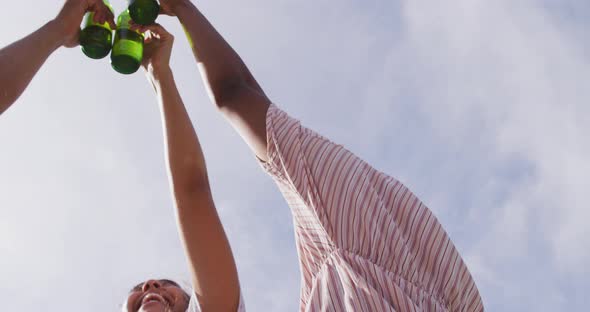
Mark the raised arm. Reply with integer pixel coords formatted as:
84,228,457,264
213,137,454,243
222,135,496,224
161,0,271,161
135,23,241,312
0,0,114,115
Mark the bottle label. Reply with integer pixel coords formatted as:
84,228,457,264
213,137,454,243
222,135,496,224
115,39,143,61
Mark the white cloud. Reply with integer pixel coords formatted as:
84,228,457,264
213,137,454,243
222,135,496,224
1,0,588,311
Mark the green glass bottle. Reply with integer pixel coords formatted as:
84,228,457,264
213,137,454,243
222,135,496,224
111,10,144,75
80,0,115,59
128,0,160,25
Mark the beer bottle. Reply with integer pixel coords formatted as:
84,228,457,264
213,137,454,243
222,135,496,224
111,10,144,75
128,0,160,26
80,0,115,59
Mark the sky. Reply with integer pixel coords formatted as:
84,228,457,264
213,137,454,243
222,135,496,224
0,0,589,311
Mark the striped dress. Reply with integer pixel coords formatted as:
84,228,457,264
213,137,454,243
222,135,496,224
188,103,483,312
257,104,483,312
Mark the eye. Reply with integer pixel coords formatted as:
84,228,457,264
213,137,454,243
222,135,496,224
160,279,180,288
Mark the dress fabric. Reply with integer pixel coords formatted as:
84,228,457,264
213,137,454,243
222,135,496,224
187,103,483,312
256,104,483,312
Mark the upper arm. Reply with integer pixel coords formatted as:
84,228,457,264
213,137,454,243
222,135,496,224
208,72,271,162
174,186,241,312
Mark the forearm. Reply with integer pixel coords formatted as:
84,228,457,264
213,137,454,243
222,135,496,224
174,1,261,104
0,20,64,114
152,67,208,188
152,67,241,311
170,1,271,160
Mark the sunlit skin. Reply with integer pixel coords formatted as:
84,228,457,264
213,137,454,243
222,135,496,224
123,20,241,311
124,279,190,312
122,2,265,310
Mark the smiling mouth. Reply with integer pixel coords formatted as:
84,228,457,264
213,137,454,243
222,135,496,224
141,293,170,308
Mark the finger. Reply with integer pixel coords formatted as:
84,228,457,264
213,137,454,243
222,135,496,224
139,23,172,39
144,29,153,40
94,0,116,29
105,11,116,29
93,10,103,24
144,35,154,45
94,9,108,26
145,29,161,41
97,13,106,25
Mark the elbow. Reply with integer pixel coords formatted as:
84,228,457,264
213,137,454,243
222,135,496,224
208,75,247,110
171,164,212,197
172,174,212,207
178,175,210,194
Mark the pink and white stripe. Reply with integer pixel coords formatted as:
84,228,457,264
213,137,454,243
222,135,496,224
257,104,483,312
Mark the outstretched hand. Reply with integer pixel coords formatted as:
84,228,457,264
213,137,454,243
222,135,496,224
130,23,175,74
54,0,116,48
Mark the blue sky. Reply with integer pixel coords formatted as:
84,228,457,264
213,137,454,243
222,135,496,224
0,0,588,311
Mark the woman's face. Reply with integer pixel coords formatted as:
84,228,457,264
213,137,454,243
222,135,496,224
125,279,190,312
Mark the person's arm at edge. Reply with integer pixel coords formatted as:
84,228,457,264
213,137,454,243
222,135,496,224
139,24,241,312
0,21,62,114
163,0,271,161
0,0,115,115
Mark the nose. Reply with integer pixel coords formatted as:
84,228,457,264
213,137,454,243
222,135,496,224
142,279,162,292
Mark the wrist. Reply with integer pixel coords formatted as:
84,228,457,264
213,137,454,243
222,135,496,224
44,20,67,50
173,0,196,19
148,66,174,87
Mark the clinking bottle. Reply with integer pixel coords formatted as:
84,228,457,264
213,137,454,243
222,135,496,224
110,10,144,75
80,0,115,59
128,0,160,25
